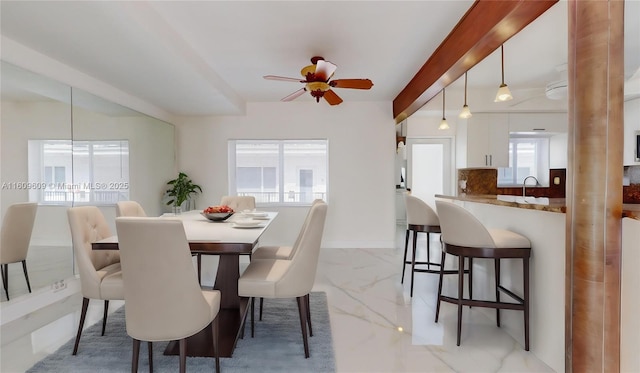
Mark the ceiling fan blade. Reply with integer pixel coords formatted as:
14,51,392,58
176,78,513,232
330,79,374,90
264,75,304,83
281,88,306,102
314,60,338,82
323,89,343,105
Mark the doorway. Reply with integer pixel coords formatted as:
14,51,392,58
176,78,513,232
406,138,453,209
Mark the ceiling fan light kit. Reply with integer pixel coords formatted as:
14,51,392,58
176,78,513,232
264,56,373,105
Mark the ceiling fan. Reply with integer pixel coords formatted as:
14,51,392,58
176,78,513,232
264,56,374,105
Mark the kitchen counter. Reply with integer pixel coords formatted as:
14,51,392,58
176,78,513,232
435,194,640,220
435,194,566,213
432,196,639,372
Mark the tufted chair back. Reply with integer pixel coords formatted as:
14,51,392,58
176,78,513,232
68,206,120,299
220,195,256,212
116,201,147,217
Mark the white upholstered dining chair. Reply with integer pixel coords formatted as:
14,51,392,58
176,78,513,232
67,206,124,355
238,200,327,358
251,199,323,320
1,202,38,300
220,195,256,212
116,201,147,217
116,217,221,373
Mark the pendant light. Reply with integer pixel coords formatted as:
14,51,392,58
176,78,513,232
459,72,472,118
438,88,449,130
494,45,513,102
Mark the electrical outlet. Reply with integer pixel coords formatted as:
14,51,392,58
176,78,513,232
51,280,67,292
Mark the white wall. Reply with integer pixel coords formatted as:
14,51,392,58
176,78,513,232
0,101,176,246
624,97,640,165
175,101,397,249
621,217,640,372
550,132,568,168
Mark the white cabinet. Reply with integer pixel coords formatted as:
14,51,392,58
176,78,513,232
508,112,567,133
624,98,640,165
465,113,509,167
395,189,407,225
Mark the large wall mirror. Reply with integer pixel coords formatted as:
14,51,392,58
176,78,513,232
1,61,176,302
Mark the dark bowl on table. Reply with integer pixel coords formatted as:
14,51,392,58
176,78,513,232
201,212,234,221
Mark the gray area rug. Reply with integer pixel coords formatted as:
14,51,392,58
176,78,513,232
28,292,335,372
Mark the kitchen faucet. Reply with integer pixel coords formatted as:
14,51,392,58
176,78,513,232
522,176,540,196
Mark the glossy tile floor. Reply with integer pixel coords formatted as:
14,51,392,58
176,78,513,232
1,227,554,372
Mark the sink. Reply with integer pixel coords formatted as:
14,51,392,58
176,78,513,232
497,195,549,205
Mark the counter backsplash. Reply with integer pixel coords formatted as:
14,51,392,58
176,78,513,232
623,166,640,203
458,166,640,204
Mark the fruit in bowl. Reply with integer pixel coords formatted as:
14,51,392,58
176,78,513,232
201,205,234,221
204,205,234,214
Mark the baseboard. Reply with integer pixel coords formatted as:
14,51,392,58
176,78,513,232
0,276,80,326
321,240,396,249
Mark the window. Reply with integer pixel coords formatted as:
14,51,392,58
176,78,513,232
497,136,550,186
228,140,328,205
28,140,130,205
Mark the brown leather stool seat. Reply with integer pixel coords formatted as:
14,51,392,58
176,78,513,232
434,200,531,350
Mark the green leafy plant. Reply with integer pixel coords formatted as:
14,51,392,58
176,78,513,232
165,172,202,209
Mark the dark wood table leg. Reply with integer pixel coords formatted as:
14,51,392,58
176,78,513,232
165,254,250,357
214,255,240,309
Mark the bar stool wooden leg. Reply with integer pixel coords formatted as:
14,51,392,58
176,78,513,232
410,231,418,297
523,257,530,351
435,251,447,322
468,258,473,303
495,258,501,327
426,232,431,271
401,229,410,284
456,255,465,346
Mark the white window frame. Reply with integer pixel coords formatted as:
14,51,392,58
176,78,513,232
228,139,329,206
497,135,550,186
27,139,130,205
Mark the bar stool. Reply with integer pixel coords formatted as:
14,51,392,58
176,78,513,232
402,195,459,297
434,200,531,350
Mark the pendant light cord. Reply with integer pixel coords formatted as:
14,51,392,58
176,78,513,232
442,88,446,119
464,72,468,105
501,45,505,85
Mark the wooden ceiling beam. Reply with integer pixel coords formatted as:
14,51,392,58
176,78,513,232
392,0,558,123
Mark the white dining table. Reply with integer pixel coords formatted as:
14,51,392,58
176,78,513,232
92,210,278,358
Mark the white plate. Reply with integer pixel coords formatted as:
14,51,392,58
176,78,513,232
244,211,268,217
231,223,265,229
233,218,261,227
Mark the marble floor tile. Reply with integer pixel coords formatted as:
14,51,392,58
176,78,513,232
0,226,555,372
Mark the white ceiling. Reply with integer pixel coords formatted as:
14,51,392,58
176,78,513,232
1,1,638,119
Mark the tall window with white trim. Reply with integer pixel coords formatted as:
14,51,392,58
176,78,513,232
228,140,328,205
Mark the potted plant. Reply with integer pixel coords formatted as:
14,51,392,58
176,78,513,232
165,172,202,214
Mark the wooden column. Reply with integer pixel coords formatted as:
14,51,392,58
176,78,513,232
565,1,624,372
